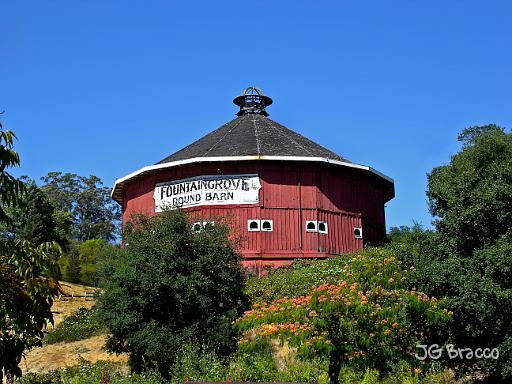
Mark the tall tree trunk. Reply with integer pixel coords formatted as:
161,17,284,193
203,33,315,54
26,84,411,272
328,352,341,384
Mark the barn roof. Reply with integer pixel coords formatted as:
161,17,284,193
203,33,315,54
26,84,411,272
157,113,349,165
111,87,394,204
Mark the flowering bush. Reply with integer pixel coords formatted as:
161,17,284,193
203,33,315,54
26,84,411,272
238,249,452,384
246,248,415,304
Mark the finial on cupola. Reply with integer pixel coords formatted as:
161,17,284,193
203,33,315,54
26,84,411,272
233,87,273,117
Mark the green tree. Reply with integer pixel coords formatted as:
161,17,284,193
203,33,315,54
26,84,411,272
59,242,82,283
98,210,248,378
0,129,23,223
58,239,113,285
416,124,512,381
0,240,61,380
41,172,120,242
0,179,70,247
0,123,61,381
427,124,512,256
386,224,435,264
78,239,114,285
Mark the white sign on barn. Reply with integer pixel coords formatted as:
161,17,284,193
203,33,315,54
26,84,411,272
153,174,261,212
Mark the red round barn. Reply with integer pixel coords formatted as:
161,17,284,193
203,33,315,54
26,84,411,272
111,87,394,273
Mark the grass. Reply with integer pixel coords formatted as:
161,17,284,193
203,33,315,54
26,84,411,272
18,356,465,384
44,306,105,344
21,281,128,375
18,360,161,384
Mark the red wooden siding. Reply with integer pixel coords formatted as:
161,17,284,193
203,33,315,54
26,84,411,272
121,160,389,266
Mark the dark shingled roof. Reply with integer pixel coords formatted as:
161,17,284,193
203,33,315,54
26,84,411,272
157,114,349,164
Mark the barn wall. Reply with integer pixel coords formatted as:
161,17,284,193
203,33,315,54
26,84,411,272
120,160,388,260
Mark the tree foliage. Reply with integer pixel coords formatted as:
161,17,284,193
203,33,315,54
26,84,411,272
98,210,248,378
427,124,512,256
0,179,70,248
59,239,115,285
0,122,62,381
386,224,435,264
41,172,120,242
0,240,61,379
0,129,24,223
411,124,512,381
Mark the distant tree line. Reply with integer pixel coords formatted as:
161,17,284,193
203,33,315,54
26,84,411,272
0,172,120,285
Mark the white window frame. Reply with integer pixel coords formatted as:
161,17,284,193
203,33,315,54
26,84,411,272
354,227,363,239
248,219,274,232
191,222,203,233
318,221,328,234
306,220,318,232
261,220,273,232
248,219,260,232
192,221,215,233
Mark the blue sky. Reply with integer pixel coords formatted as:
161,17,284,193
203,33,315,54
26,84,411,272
1,1,511,230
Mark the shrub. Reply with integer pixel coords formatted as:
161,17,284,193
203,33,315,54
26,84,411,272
17,360,164,384
98,210,249,378
44,306,104,344
239,249,452,384
246,247,418,304
169,340,326,383
409,125,512,380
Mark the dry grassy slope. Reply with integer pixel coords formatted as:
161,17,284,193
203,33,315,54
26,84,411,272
21,281,128,374
20,283,305,376
50,282,97,327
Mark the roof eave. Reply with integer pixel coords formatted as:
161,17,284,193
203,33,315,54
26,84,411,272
111,155,394,204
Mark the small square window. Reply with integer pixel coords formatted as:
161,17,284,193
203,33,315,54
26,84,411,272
192,221,215,233
202,221,215,229
318,221,328,234
354,227,363,239
192,222,202,233
261,220,273,231
306,220,317,232
248,219,260,232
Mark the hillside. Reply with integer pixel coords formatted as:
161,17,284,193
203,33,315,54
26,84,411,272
20,282,128,374
17,251,464,383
